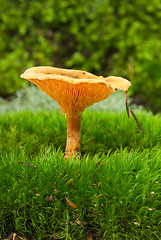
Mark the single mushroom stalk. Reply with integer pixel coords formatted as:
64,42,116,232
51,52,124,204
65,112,81,159
21,66,131,160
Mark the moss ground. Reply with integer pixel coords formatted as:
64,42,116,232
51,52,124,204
1,111,161,239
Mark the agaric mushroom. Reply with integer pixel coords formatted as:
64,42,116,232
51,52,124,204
21,66,131,160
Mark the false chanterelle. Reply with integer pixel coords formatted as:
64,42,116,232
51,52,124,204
21,66,131,160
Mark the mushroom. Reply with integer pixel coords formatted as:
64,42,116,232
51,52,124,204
21,66,131,160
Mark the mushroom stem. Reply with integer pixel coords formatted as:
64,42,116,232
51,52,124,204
65,113,82,160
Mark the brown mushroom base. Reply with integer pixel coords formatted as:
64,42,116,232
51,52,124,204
65,113,81,160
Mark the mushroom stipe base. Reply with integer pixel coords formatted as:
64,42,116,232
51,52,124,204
65,113,81,160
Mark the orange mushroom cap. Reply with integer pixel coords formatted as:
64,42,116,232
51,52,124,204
21,66,131,114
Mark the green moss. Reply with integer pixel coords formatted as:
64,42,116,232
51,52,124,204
1,111,161,238
0,111,161,157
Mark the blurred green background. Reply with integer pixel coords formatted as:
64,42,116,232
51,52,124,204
0,0,161,112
